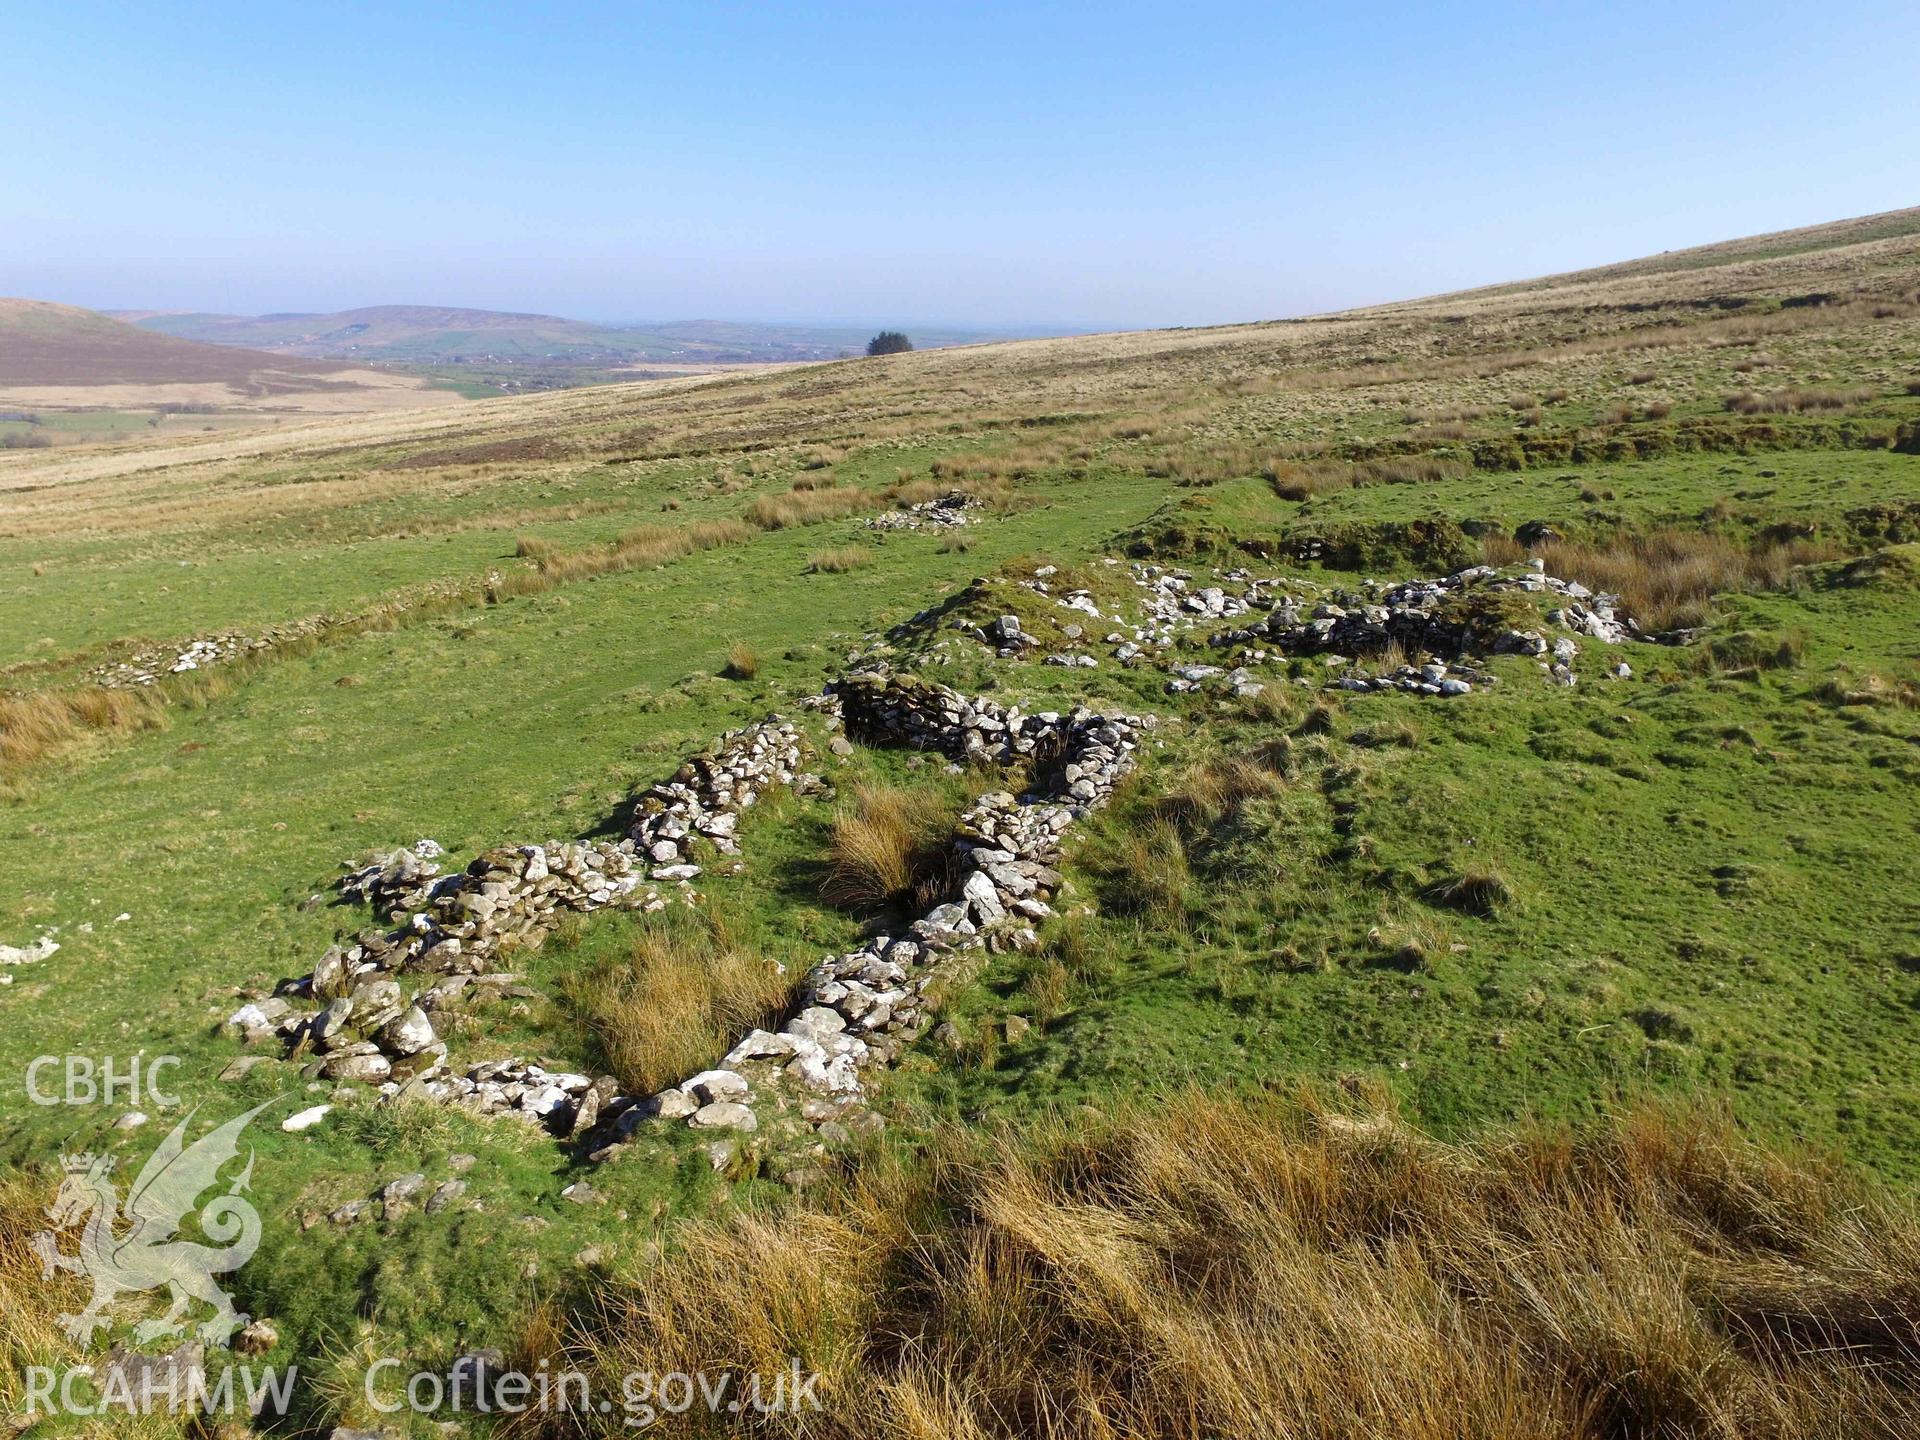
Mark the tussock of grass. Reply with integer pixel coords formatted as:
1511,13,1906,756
927,445,1066,487
1148,750,1291,829
0,683,169,780
1834,543,1920,590
1350,716,1423,749
1296,699,1343,735
1266,455,1467,501
573,1096,1920,1440
1084,747,1297,928
512,517,754,588
1020,957,1072,1023
823,782,962,913
1484,528,1839,630
1813,668,1920,708
807,545,871,574
1704,628,1807,674
1428,866,1516,918
744,484,876,529
0,1176,195,1435
1099,816,1193,922
722,640,759,680
1370,908,1459,972
1724,386,1876,415
556,909,792,1096
0,1175,81,1417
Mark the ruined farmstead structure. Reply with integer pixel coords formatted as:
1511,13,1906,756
250,675,1146,1159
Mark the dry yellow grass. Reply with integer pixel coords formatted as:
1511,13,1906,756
722,640,760,680
807,545,871,573
0,1173,81,1415
1484,529,1839,630
510,517,754,589
1147,748,1292,830
0,683,169,783
568,1093,1920,1440
0,366,461,420
0,1174,196,1438
1723,385,1877,414
822,782,960,912
556,911,792,1096
744,485,878,530
4,209,1914,553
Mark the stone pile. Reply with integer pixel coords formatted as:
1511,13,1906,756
0,930,58,985
1333,659,1488,697
447,1061,624,1135
254,718,817,1110
1207,563,1630,692
867,490,978,531
338,839,446,916
88,620,329,689
983,613,1040,655
628,717,811,880
916,556,1638,699
603,673,1149,1155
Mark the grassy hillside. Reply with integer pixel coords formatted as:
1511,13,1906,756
1472,204,1920,293
0,299,348,386
2,210,1918,1436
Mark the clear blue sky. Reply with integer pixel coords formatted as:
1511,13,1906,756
2,0,1915,329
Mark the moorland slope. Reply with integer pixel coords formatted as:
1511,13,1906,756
0,298,464,426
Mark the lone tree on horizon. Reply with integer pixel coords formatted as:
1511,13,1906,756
866,330,913,356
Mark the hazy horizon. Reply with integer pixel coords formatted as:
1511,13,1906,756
88,304,1084,339
5,2,1917,331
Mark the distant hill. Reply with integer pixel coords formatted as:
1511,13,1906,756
118,306,1043,366
0,298,350,386
0,298,460,424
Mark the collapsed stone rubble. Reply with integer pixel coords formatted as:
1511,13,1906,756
0,930,58,984
915,556,1639,696
1208,562,1631,690
88,623,325,688
867,490,979,532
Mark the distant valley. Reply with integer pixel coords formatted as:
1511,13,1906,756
115,305,1053,368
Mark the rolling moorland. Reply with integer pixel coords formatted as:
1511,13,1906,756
2,206,1919,1437
0,301,463,448
116,307,1052,374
